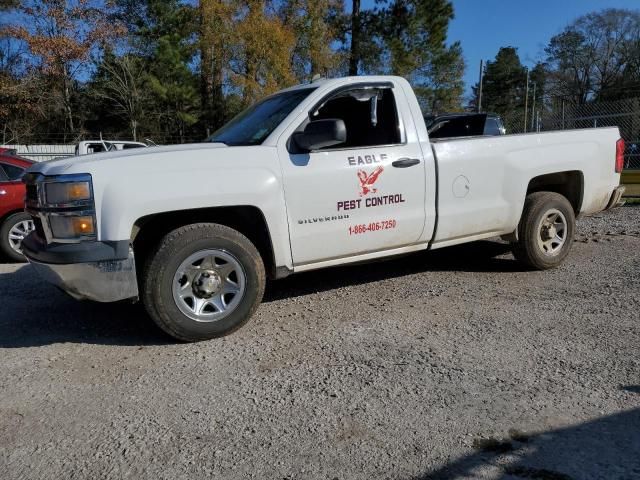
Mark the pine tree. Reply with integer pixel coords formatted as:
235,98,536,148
473,47,527,115
378,0,465,112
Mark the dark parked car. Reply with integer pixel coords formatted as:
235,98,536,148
425,113,506,139
0,148,34,261
624,141,639,169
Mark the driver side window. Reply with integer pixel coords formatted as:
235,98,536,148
312,88,402,149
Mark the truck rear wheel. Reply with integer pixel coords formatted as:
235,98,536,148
513,192,575,270
141,223,265,341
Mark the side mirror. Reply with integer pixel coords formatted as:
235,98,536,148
292,119,346,152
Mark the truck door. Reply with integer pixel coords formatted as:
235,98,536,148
277,82,427,266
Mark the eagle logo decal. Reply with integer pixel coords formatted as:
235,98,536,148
357,166,384,196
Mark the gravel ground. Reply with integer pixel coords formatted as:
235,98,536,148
1,206,639,480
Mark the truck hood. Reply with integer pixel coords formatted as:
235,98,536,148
29,143,229,176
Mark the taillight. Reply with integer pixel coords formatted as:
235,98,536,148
615,138,625,173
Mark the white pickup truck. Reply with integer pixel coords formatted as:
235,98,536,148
22,76,625,341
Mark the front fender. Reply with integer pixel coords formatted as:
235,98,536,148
75,147,293,270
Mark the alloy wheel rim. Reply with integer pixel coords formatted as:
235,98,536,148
536,208,567,255
8,220,35,254
172,249,246,322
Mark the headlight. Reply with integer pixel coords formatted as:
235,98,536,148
28,173,97,243
45,180,92,206
49,214,96,240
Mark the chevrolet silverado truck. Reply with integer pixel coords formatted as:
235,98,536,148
21,76,626,341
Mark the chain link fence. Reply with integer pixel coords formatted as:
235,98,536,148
502,97,640,170
4,99,640,168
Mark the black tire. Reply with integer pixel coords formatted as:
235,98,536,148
0,212,33,262
141,223,265,342
513,192,575,270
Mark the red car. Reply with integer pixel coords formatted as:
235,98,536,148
0,148,35,261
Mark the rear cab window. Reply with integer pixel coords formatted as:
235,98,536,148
90,144,105,154
429,116,485,138
484,118,502,136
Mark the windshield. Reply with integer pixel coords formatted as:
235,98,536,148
207,87,316,146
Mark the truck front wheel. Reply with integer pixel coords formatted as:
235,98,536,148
513,191,575,270
141,223,265,341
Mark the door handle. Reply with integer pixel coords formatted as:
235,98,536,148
0,190,6,195
392,158,420,168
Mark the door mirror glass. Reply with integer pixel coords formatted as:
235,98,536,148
292,119,346,152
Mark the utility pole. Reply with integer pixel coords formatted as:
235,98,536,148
530,81,537,131
477,60,484,113
349,0,361,76
523,68,530,133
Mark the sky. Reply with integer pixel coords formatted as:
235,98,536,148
363,0,640,95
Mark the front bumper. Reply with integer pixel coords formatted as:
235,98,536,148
22,234,139,303
605,185,626,210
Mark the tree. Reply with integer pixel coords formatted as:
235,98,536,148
471,46,527,115
111,0,200,141
146,36,200,142
415,42,465,113
545,8,640,103
2,0,124,138
528,62,546,114
0,70,46,144
348,0,361,75
377,0,465,112
0,28,44,143
0,0,469,142
279,0,343,81
229,0,295,106
90,52,147,140
605,37,640,101
337,0,384,76
199,0,233,132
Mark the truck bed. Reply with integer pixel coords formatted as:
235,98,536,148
429,127,621,248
